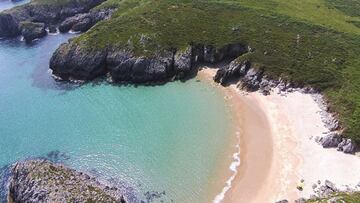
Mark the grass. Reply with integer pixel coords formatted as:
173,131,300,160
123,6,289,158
70,0,360,143
307,192,360,202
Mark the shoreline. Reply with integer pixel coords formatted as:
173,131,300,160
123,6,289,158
198,67,360,202
197,68,276,202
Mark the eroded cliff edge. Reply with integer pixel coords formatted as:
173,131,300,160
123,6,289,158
7,160,126,203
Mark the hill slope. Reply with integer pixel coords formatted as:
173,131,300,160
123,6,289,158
49,0,360,144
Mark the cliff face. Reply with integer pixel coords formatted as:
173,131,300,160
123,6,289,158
8,160,126,203
50,42,247,83
0,0,107,39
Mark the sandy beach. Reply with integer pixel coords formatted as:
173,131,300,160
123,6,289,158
197,67,360,203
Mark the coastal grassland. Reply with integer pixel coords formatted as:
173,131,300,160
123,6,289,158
72,0,360,142
307,192,360,203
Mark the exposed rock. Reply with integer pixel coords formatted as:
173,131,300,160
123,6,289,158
318,133,342,148
0,0,107,39
51,42,247,84
214,60,250,85
59,9,114,33
338,139,357,154
325,180,337,192
275,200,289,203
48,25,57,33
294,198,306,203
239,67,264,91
0,13,20,37
174,46,193,79
8,160,126,203
20,21,46,43
50,42,108,80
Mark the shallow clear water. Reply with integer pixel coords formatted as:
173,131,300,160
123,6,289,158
0,2,234,202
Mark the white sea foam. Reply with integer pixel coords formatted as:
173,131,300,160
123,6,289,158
68,30,81,34
46,28,60,36
213,132,241,203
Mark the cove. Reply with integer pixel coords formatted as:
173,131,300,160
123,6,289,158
0,20,235,203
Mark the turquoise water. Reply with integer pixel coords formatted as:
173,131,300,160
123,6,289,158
0,2,235,202
0,0,29,12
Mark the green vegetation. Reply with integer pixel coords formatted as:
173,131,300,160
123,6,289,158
307,192,360,202
70,0,360,143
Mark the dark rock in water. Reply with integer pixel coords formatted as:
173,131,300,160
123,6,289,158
319,133,342,148
20,21,46,43
8,160,126,203
0,13,20,37
50,42,108,80
0,0,107,39
48,25,57,33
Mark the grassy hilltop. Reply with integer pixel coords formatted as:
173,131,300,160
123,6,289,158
21,0,359,143
70,0,360,143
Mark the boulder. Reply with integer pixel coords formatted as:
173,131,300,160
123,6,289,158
325,180,337,192
338,139,357,154
320,133,342,148
20,21,47,43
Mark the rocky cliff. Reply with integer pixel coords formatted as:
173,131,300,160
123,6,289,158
50,42,247,82
0,0,110,41
7,160,126,203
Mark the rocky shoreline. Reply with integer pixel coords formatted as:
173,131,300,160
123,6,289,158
7,160,126,203
213,58,357,155
0,0,112,42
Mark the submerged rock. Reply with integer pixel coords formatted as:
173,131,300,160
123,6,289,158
8,160,126,202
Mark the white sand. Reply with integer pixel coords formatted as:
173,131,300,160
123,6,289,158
199,67,360,202
235,86,360,201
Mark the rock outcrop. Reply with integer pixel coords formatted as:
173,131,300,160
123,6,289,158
8,160,126,203
20,21,46,43
50,43,247,83
0,13,20,37
0,0,107,39
315,133,357,154
59,9,113,33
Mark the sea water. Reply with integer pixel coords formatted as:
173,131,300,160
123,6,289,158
0,1,236,202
